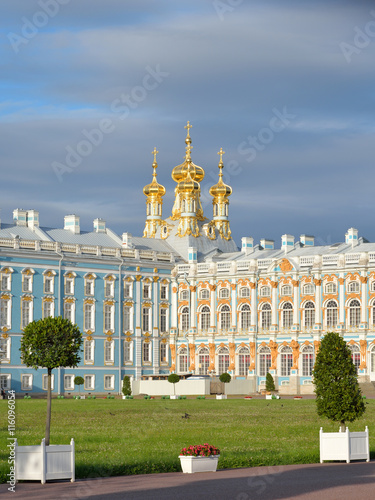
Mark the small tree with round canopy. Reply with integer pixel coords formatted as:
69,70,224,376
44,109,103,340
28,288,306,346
168,373,180,395
219,372,231,395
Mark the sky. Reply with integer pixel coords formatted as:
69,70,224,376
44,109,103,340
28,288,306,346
1,0,374,249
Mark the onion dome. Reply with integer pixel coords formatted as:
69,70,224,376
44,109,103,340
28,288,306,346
178,168,200,194
209,148,232,198
171,121,205,183
143,148,166,198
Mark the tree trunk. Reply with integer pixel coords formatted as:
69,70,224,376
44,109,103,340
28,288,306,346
340,421,346,432
46,368,52,446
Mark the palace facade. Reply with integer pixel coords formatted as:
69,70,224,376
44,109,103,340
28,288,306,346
1,122,375,395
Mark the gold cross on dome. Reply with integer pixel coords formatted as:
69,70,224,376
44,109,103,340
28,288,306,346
184,121,192,132
218,148,225,162
151,147,158,163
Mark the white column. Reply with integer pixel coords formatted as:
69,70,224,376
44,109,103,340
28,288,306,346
153,278,159,331
135,276,142,378
339,277,345,325
293,280,299,326
271,282,278,327
210,282,216,328
135,277,141,330
251,282,256,327
190,282,197,330
361,276,367,324
171,280,178,329
314,278,321,327
231,280,237,328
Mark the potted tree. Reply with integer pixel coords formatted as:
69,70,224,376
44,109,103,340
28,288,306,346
168,373,180,399
217,373,231,399
122,375,133,399
74,376,84,399
313,331,369,463
16,316,83,483
265,373,279,399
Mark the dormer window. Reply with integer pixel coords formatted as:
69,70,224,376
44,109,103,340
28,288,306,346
260,286,271,297
219,288,230,299
303,284,314,295
199,289,210,300
281,285,292,296
180,290,189,301
347,281,360,293
325,282,337,294
240,287,250,298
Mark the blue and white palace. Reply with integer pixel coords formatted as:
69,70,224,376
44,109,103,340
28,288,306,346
1,122,375,395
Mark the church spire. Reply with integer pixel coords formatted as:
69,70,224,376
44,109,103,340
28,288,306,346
143,148,166,238
208,148,232,240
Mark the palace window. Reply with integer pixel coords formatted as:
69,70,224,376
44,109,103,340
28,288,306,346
200,306,210,331
326,300,338,328
104,303,115,332
143,283,151,299
63,301,75,323
199,289,209,299
260,286,271,297
219,288,230,299
261,303,271,330
22,270,34,293
303,301,315,328
0,337,10,362
238,347,250,376
348,299,361,327
178,347,188,372
21,374,33,391
282,302,293,329
280,346,293,376
217,346,230,375
325,282,337,294
143,342,151,363
105,280,115,298
372,302,375,326
123,306,132,332
160,308,167,333
281,285,292,296
1,273,11,292
43,271,55,294
104,375,115,391
302,345,314,376
371,345,375,374
0,374,11,390
0,296,11,329
65,277,74,295
84,375,95,391
142,307,150,332
347,281,360,293
85,278,95,296
303,284,314,295
371,281,375,293
259,346,271,377
219,304,231,331
43,300,54,319
181,306,189,331
348,344,360,372
42,374,54,391
104,341,114,364
160,342,167,364
198,347,210,375
64,374,74,391
180,290,189,301
124,282,132,298
240,287,250,298
160,284,168,300
84,340,94,364
124,341,133,363
240,303,251,330
21,299,33,329
83,302,94,331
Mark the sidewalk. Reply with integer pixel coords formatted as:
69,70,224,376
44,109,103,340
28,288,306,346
2,461,375,500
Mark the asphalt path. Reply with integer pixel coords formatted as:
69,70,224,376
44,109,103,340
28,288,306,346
2,461,375,500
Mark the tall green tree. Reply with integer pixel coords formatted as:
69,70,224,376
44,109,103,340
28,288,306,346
20,316,83,445
265,372,276,393
313,332,365,431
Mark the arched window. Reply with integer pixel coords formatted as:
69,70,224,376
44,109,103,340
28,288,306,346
348,343,360,372
349,299,361,327
302,345,314,376
238,346,250,376
326,300,338,328
198,347,210,375
282,302,293,329
303,301,315,328
218,346,230,374
261,303,271,330
371,281,375,293
371,345,375,376
220,304,231,330
240,304,251,330
219,288,230,299
240,287,250,298
347,281,360,293
303,284,314,295
178,347,188,373
180,290,189,301
200,306,210,331
199,289,209,300
280,346,293,376
259,346,271,376
372,301,375,326
181,306,189,331
281,285,292,296
260,286,271,297
325,282,337,294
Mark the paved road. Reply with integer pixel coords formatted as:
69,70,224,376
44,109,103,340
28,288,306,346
2,461,375,500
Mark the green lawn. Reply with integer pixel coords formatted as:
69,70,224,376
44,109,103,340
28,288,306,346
1,397,374,482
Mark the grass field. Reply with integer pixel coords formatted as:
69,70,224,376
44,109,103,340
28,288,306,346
1,397,374,483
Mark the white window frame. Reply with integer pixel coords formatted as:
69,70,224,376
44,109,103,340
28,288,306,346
84,302,95,332
0,296,11,329
104,303,115,332
181,306,189,331
281,285,292,296
326,300,338,328
325,282,337,294
347,281,360,293
104,340,114,365
238,347,250,376
143,341,151,363
63,300,75,323
65,277,74,295
142,307,150,332
282,302,293,329
0,337,10,362
160,284,168,300
21,374,33,391
124,340,133,363
259,347,271,376
303,301,315,328
217,346,230,374
43,299,54,319
240,304,251,330
200,305,210,331
84,375,95,391
160,342,168,364
219,304,231,330
123,305,133,332
260,286,271,297
22,275,33,293
21,299,33,329
42,374,54,391
240,287,250,298
219,288,230,299
85,279,95,296
199,289,209,300
104,374,115,391
261,303,271,330
84,339,95,365
178,347,188,373
303,284,314,295
1,274,11,292
180,290,189,301
143,283,151,299
348,299,361,327
105,279,115,298
160,308,168,333
280,346,293,376
44,276,54,294
64,374,74,391
124,282,132,298
301,345,314,376
0,374,11,390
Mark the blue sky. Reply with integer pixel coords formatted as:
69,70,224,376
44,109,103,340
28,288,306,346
1,0,374,248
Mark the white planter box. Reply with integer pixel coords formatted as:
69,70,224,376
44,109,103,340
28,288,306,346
265,394,272,400
179,455,220,473
15,438,75,484
216,395,227,399
320,427,370,463
170,395,180,399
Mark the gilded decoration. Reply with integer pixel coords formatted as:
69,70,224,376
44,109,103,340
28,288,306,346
314,340,321,355
189,286,196,293
188,343,196,371
153,277,159,283
269,340,278,369
323,274,336,282
279,259,293,273
208,342,215,371
172,287,177,293
2,332,9,339
86,336,92,341
359,339,367,369
292,280,299,287
290,340,300,369
209,284,216,291
360,276,368,284
135,275,142,282
228,342,235,370
125,336,132,342
249,342,256,371
314,279,322,286
249,282,256,289
105,330,112,336
271,281,278,289
107,336,113,342
170,345,176,372
346,272,360,281
338,278,345,285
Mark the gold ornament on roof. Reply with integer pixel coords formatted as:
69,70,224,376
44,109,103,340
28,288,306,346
143,148,166,198
209,148,232,198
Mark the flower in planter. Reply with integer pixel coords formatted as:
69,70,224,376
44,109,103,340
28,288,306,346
180,443,220,457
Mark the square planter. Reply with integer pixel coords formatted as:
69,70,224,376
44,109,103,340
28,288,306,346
170,395,180,399
179,455,220,473
15,438,75,484
320,427,370,463
265,394,272,400
216,394,227,400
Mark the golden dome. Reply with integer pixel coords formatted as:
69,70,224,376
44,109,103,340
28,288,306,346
178,169,200,194
171,121,205,183
143,148,166,197
209,148,232,198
